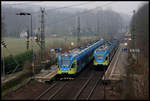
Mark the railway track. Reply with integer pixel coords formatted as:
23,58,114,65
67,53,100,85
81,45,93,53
34,63,94,100
4,58,120,100
34,81,68,100
73,73,94,100
34,61,107,100
76,70,105,100
35,82,57,100
86,73,103,100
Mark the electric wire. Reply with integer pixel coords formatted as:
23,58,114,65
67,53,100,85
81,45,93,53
3,2,93,14
46,2,114,28
2,2,115,74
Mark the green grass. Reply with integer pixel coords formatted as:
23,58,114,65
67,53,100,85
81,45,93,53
2,36,96,57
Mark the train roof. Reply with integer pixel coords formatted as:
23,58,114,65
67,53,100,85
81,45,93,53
96,41,111,51
73,40,102,58
61,40,102,58
95,40,118,52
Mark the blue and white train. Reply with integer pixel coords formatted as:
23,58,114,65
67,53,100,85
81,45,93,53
93,40,119,66
57,40,104,77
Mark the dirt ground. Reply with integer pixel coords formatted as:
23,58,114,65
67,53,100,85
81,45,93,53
2,80,50,100
2,75,124,100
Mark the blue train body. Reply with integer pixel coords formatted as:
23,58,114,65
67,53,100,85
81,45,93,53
93,40,119,66
57,40,104,75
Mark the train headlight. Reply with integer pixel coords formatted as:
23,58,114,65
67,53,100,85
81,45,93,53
62,65,68,67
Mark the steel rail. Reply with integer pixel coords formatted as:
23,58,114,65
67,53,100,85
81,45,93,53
34,82,57,100
48,82,68,100
73,73,93,100
86,73,102,100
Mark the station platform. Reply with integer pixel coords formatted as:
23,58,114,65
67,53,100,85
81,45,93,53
102,43,128,80
34,65,57,82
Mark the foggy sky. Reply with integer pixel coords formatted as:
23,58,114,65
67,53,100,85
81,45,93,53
2,1,148,16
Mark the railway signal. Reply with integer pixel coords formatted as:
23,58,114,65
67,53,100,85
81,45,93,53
16,12,31,16
1,41,7,48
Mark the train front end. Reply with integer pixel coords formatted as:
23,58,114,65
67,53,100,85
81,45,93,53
93,49,108,66
57,54,77,76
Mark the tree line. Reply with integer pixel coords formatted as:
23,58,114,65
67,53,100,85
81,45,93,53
2,5,130,39
130,3,149,58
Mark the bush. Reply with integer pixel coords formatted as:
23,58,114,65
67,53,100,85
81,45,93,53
1,50,33,74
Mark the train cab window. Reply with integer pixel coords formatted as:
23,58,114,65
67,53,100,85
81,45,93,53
61,60,70,65
71,63,75,68
106,56,108,61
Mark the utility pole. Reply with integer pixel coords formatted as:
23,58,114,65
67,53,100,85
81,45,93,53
26,28,30,50
126,25,128,33
97,10,100,40
2,47,5,78
101,10,104,40
16,12,34,75
132,10,136,49
2,14,6,37
77,16,80,48
132,10,138,64
30,14,34,76
102,10,106,40
40,8,46,61
2,14,6,77
1,41,7,78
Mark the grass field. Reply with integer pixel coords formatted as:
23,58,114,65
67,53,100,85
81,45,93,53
1,36,96,57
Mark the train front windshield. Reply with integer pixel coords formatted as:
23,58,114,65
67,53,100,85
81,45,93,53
61,59,70,65
95,50,105,60
61,55,72,67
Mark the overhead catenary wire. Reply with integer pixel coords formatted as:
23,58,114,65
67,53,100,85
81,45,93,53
45,2,114,28
2,2,113,37
2,2,115,75
2,2,115,32
44,2,92,12
28,2,96,38
3,2,93,14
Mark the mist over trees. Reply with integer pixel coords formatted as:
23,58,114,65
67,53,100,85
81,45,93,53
129,3,149,98
2,5,130,39
130,3,149,58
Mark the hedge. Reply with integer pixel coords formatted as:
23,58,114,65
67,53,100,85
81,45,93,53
1,50,33,74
